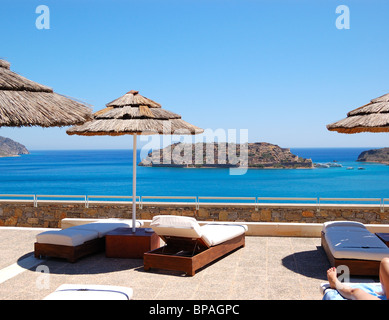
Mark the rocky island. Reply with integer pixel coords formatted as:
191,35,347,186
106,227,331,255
357,148,389,164
139,142,313,169
0,136,29,157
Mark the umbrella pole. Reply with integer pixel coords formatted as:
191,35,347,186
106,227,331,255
132,134,137,233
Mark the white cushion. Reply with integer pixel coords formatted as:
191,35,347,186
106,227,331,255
200,224,247,246
151,215,247,247
36,228,98,247
36,219,144,246
43,284,133,300
150,215,203,238
98,218,144,227
323,221,366,232
71,219,142,238
325,227,389,261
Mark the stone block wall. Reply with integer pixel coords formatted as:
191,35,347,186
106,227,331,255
0,201,388,228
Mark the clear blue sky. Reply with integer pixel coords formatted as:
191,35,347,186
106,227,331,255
1,0,389,150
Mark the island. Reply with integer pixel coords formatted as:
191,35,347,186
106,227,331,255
139,142,313,169
357,148,389,165
0,136,29,157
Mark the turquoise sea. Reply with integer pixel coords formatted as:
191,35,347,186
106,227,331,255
0,148,388,200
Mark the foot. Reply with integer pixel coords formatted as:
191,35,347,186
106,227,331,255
327,267,338,289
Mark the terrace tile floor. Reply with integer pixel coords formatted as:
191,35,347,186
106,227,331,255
0,227,378,300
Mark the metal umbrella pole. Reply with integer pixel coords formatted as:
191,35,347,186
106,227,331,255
132,133,137,233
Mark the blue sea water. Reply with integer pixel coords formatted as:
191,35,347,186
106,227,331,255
0,148,388,200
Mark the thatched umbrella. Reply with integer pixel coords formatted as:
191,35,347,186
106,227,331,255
0,59,92,127
67,90,204,232
327,92,389,133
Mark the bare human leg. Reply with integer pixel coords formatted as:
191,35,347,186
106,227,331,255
327,267,381,300
379,257,389,300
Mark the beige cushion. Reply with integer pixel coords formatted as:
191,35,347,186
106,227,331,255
36,219,144,246
323,221,366,232
71,219,142,237
36,228,98,247
150,215,247,247
201,224,248,246
150,215,202,239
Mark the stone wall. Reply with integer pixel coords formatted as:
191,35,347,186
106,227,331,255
0,201,388,228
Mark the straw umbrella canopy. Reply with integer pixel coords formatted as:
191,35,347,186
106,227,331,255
67,90,204,232
327,92,389,134
0,59,92,127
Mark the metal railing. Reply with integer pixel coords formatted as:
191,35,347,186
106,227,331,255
0,194,386,212
139,196,197,209
197,196,257,210
0,194,36,205
36,195,87,207
86,195,139,208
317,197,383,213
383,199,389,211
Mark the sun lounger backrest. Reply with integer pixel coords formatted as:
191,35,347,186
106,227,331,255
150,215,203,239
323,221,366,232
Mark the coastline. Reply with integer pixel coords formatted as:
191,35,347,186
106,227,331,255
357,160,389,165
141,165,315,170
0,154,20,158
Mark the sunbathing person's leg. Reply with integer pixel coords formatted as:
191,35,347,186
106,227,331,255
379,257,389,299
327,267,381,300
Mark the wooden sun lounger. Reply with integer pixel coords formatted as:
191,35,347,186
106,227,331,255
321,231,381,276
34,219,143,262
320,221,389,276
34,238,105,263
144,231,245,276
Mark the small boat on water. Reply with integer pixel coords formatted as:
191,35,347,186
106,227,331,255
327,162,342,167
346,167,354,170
315,162,343,168
358,167,366,170
315,163,330,168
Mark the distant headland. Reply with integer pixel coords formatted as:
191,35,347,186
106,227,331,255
139,142,313,169
0,137,29,157
357,148,389,165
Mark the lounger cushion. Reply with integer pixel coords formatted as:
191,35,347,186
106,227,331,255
36,228,99,247
150,215,203,239
71,219,142,238
150,215,247,247
201,224,248,246
36,219,143,246
323,221,366,232
323,222,389,261
43,284,133,300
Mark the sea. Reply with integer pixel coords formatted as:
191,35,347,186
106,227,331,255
0,148,388,202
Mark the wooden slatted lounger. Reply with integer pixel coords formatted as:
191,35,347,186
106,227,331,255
143,215,247,276
321,221,389,276
35,219,143,262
